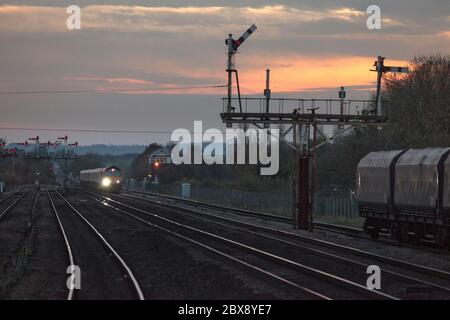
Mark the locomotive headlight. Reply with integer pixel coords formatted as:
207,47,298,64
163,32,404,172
102,177,111,187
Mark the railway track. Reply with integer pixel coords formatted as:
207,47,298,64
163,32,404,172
124,189,293,223
123,190,364,234
0,192,13,203
87,190,399,300
103,190,450,299
124,190,449,253
313,221,364,235
48,190,144,300
47,190,77,300
0,191,27,221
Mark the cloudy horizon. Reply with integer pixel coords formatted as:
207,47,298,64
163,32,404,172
0,0,448,145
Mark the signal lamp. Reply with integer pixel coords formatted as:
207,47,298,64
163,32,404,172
102,177,111,187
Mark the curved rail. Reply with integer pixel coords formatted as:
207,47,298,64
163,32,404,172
94,195,329,299
0,192,27,221
117,194,450,296
91,193,396,300
0,192,15,204
314,221,365,235
53,190,145,300
47,191,76,300
124,190,450,253
124,190,292,223
118,191,450,281
123,191,367,236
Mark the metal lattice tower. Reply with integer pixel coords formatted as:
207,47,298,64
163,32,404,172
220,27,408,230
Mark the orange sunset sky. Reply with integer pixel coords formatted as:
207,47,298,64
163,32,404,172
0,1,448,143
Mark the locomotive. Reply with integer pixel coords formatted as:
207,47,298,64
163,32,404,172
356,148,450,249
79,166,122,193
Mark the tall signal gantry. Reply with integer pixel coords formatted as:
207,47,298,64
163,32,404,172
22,135,78,188
220,25,408,231
0,142,17,158
23,135,78,159
1,141,18,183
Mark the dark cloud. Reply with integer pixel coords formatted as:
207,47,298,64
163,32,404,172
0,1,448,144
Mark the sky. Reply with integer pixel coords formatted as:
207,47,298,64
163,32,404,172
0,0,449,145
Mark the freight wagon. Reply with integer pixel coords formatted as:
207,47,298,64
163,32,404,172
357,148,450,249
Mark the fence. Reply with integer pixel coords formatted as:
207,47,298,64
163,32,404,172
126,180,359,218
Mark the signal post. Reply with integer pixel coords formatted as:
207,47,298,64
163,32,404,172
220,26,408,230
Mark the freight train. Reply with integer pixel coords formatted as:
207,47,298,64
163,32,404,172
79,166,122,193
356,148,450,249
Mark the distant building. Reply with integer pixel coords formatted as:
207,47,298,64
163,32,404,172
147,148,172,185
148,148,172,165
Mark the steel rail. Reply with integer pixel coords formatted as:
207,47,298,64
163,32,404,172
92,193,396,300
53,190,145,300
123,190,292,222
47,191,76,300
0,192,27,221
138,190,445,253
314,221,363,233
116,191,450,281
123,190,365,234
314,221,364,235
92,195,329,300
0,192,14,204
116,194,450,296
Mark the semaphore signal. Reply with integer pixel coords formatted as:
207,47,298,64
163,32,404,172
221,26,390,231
225,24,258,118
225,24,257,52
371,56,409,115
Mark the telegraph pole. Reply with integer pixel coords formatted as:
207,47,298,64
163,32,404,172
28,136,40,158
339,87,345,130
292,124,298,228
58,135,69,188
226,33,233,117
375,56,385,115
18,141,29,157
308,107,319,232
264,69,271,128
11,150,15,180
